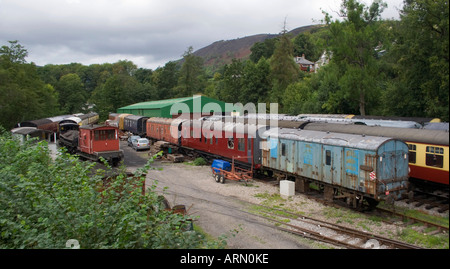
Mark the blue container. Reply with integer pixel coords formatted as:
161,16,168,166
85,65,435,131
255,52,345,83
212,159,231,173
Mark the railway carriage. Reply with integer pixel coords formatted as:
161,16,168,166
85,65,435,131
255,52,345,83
118,114,132,130
59,125,123,166
123,115,149,136
180,119,270,166
146,117,185,145
260,128,410,207
16,118,59,134
77,125,123,166
301,122,449,188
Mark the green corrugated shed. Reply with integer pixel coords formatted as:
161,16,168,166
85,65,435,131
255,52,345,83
117,95,235,118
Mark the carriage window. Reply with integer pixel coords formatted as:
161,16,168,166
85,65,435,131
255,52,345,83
407,144,417,164
281,143,286,156
227,138,234,149
326,150,331,165
426,146,444,168
95,130,115,141
248,138,252,151
238,138,245,151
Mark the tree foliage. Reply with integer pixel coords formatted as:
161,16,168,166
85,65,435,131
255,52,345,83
175,47,206,97
0,131,223,249
383,0,449,120
324,0,387,115
269,31,300,107
0,41,59,129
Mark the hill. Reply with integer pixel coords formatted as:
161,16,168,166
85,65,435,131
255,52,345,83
191,24,321,73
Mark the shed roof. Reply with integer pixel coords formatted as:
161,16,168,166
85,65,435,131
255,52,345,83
119,96,194,110
117,95,232,113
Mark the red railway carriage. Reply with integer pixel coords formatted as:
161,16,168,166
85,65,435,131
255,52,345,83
146,117,185,145
78,125,123,165
181,120,256,164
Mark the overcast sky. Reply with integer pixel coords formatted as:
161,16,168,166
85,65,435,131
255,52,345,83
0,0,404,70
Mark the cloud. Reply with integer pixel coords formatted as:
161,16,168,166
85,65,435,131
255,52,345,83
0,0,403,69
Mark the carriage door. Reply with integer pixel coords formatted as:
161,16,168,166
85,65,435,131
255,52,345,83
280,140,295,173
322,146,342,185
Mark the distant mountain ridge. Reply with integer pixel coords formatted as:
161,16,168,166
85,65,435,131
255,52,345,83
191,25,321,71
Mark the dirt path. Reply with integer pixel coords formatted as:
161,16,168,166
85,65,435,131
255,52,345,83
143,162,310,249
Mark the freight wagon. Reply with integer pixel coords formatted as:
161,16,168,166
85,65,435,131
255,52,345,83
260,128,410,208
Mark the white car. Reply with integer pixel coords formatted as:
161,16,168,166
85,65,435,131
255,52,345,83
132,138,150,151
127,135,141,147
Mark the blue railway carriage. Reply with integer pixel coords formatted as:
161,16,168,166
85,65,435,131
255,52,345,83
260,128,410,208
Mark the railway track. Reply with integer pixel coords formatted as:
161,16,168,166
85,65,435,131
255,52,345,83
399,189,449,213
374,206,449,235
153,175,426,249
253,205,424,249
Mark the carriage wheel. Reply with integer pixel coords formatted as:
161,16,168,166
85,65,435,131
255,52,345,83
214,174,220,183
219,174,225,184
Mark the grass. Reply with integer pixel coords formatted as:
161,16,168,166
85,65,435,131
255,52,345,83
398,228,449,249
378,202,449,228
254,191,287,207
376,202,449,249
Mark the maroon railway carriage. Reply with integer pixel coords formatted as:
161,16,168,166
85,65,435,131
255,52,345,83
181,119,259,165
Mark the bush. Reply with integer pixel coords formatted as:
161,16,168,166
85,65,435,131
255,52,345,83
193,157,207,166
0,133,222,249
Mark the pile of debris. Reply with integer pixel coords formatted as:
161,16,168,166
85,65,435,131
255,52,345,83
148,141,184,163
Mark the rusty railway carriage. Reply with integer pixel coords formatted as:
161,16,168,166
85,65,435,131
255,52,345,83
260,128,410,207
146,117,185,145
300,122,449,188
59,125,123,166
77,125,123,166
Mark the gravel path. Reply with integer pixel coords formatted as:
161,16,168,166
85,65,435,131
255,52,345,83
143,162,311,249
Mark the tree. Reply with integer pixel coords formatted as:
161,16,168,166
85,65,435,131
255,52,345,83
293,33,319,61
0,41,59,129
269,30,299,108
0,40,28,64
91,73,143,119
220,59,245,103
175,47,206,97
241,57,271,105
324,0,387,115
152,61,179,100
385,0,449,120
250,38,278,63
56,73,87,114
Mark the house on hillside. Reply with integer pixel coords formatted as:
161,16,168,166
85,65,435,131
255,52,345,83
314,50,332,73
294,54,315,73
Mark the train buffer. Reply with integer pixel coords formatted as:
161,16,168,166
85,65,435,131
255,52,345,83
211,157,253,185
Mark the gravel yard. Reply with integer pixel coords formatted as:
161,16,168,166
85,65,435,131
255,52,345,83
121,141,448,249
136,160,429,249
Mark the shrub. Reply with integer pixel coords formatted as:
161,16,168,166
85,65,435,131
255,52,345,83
193,157,207,166
0,133,222,249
